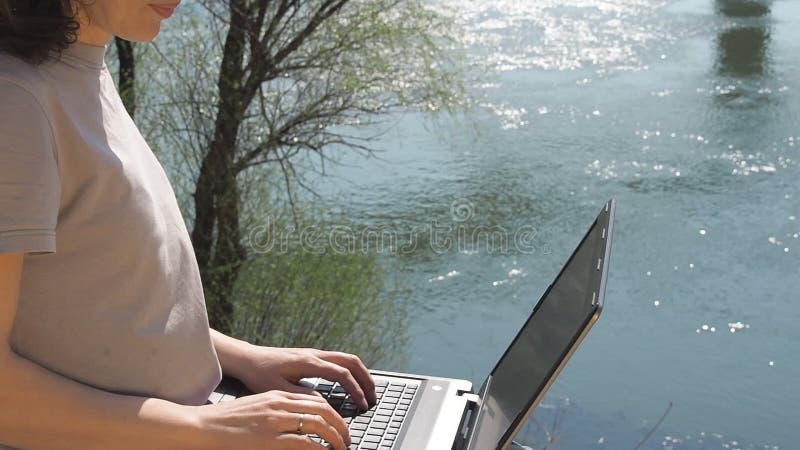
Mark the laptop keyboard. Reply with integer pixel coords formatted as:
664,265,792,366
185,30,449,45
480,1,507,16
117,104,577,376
304,376,420,450
208,375,419,449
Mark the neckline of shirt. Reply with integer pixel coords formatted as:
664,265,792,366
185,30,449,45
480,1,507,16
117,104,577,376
59,41,108,71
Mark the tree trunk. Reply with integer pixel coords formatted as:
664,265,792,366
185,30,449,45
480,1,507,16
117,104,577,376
115,38,136,118
192,0,249,333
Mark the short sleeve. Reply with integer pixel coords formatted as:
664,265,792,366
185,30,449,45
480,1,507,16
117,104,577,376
0,80,60,254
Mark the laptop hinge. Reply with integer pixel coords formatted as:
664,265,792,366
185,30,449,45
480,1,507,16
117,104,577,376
452,391,482,450
458,392,481,405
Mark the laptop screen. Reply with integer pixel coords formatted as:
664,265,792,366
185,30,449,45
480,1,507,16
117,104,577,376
468,200,613,450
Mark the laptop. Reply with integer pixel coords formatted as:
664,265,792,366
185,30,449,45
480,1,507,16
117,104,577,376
209,199,616,450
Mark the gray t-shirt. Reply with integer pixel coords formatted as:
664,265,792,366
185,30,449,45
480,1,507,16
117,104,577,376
0,41,222,434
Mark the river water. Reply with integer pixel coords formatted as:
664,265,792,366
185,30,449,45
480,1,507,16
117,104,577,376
314,0,800,448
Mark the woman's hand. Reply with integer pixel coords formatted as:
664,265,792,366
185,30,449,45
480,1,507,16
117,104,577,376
239,347,377,410
193,389,351,450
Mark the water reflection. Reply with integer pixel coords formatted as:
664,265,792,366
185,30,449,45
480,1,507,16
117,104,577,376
709,0,779,178
714,0,773,84
716,26,770,78
715,0,770,18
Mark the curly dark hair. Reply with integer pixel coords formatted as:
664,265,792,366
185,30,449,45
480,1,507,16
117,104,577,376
0,0,81,65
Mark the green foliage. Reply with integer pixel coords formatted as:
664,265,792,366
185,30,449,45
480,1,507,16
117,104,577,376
230,213,408,367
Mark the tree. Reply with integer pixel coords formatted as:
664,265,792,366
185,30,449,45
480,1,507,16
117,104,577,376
114,37,136,118
137,0,466,334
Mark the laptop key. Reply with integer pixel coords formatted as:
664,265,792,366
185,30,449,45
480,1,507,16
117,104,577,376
316,386,334,396
340,406,359,417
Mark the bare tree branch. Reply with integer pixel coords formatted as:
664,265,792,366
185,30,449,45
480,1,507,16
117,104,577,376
633,402,673,450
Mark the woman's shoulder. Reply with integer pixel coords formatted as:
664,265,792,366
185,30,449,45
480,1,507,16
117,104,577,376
0,51,51,105
0,52,57,151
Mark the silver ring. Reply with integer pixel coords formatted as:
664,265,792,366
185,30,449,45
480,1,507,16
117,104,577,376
296,413,305,434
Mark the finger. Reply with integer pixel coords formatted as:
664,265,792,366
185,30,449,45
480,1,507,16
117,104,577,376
272,379,325,399
292,400,351,446
273,411,347,450
278,391,327,405
305,359,369,410
271,399,350,447
274,433,330,450
253,390,324,405
297,412,348,450
317,351,377,405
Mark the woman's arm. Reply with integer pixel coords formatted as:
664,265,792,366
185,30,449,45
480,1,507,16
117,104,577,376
209,328,256,382
1,254,351,450
210,329,377,410
0,253,201,450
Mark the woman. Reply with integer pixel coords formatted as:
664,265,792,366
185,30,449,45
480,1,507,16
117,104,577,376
0,1,374,448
